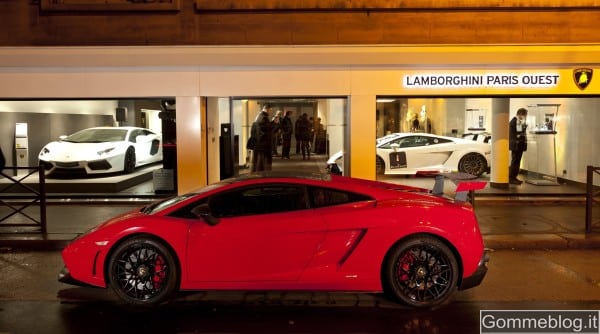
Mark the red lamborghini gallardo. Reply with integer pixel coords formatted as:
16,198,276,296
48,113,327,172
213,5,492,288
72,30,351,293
59,172,489,308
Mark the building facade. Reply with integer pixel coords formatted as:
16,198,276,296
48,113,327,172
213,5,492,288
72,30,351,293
0,2,599,193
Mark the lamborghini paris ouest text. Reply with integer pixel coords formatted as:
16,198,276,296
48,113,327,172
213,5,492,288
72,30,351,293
59,172,489,309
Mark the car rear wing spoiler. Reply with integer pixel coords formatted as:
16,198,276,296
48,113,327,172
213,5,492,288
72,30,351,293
431,173,487,202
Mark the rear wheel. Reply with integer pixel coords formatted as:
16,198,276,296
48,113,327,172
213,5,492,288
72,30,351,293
107,236,178,306
383,235,459,308
458,153,487,177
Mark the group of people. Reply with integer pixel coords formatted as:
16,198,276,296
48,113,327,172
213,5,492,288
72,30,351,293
249,103,529,183
248,104,314,172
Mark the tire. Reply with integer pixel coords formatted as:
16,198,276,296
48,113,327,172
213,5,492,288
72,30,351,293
458,153,487,177
383,235,459,308
376,156,385,175
124,147,136,174
107,236,178,306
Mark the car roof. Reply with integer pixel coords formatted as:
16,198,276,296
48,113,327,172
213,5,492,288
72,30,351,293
223,171,332,184
377,132,454,145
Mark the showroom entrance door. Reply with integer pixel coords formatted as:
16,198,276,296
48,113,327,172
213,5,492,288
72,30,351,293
220,97,348,178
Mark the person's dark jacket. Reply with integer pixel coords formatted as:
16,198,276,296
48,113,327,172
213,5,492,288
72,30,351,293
297,116,311,141
0,146,5,170
251,112,273,153
509,116,527,152
280,116,293,138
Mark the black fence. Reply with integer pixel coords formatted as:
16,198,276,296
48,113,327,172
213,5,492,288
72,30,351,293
0,166,47,234
585,165,600,234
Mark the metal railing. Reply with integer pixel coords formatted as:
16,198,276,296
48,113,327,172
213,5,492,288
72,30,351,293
0,166,47,234
585,165,600,234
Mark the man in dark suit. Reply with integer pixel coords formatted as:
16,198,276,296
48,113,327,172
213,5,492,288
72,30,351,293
509,108,528,185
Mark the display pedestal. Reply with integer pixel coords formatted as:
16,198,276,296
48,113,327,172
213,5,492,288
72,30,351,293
525,103,560,186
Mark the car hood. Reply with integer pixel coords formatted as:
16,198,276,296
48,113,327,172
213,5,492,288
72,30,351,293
40,141,122,161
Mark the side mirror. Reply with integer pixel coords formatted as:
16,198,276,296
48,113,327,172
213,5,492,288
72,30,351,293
191,203,219,226
390,143,400,151
59,135,68,140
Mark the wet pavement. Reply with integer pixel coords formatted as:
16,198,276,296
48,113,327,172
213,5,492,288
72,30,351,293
3,299,600,334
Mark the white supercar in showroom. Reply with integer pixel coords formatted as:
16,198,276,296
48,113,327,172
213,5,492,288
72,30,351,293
39,126,163,175
327,133,491,177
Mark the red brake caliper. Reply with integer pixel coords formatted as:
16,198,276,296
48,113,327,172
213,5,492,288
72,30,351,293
398,252,415,282
152,256,166,289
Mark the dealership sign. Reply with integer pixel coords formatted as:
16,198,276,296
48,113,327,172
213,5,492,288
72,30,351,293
403,73,560,89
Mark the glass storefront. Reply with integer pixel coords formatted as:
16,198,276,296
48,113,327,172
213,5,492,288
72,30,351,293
374,96,599,190
0,99,178,197
212,97,348,178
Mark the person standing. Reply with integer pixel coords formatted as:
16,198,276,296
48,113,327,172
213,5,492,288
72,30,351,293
250,106,273,172
297,113,312,160
280,110,293,159
294,114,302,154
271,110,282,156
509,107,528,185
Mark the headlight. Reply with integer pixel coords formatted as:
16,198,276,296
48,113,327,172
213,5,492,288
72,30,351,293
41,147,50,155
97,147,115,156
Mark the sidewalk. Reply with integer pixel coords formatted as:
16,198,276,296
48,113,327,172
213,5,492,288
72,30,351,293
1,153,599,251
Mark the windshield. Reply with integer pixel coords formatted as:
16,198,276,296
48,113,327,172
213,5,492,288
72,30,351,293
142,182,227,214
65,128,128,143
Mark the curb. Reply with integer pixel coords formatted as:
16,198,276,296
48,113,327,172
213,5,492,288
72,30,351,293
0,233,77,251
483,233,600,250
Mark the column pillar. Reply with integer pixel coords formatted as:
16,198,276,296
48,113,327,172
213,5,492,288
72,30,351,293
490,98,510,188
349,95,376,180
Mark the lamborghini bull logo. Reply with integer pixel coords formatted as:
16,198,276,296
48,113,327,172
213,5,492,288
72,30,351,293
573,68,593,90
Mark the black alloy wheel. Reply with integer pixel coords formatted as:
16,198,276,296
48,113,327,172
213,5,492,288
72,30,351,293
458,153,487,177
124,147,136,174
107,236,178,306
383,235,458,308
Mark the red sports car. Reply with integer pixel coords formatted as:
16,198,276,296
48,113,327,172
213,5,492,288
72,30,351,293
59,172,489,308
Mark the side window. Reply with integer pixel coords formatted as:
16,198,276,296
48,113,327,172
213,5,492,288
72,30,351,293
168,185,308,219
426,136,451,145
309,186,372,208
399,136,420,148
129,129,142,143
240,185,308,215
380,137,412,149
209,185,308,218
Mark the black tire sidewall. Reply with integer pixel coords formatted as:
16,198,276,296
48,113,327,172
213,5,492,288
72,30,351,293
459,153,486,177
107,237,178,306
376,156,385,175
383,235,459,308
124,147,136,173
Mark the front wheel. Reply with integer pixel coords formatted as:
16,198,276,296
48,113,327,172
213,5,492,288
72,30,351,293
383,235,459,308
107,236,178,306
458,153,487,177
376,156,385,175
124,147,136,174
